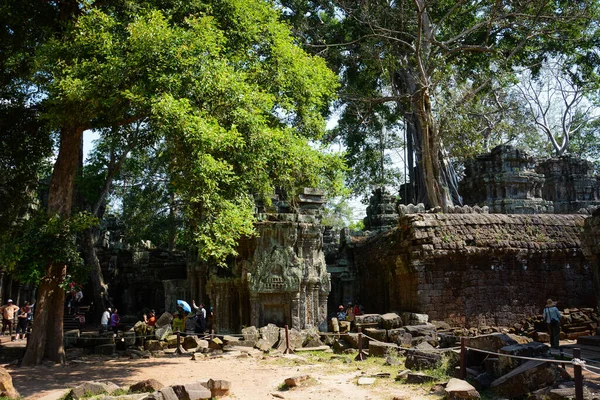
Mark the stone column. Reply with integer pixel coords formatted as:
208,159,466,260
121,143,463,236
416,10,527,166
250,294,259,328
319,292,328,325
305,282,314,327
290,294,301,329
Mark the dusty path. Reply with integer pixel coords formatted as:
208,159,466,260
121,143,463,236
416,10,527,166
5,351,433,400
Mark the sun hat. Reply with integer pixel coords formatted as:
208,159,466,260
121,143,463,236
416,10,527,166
7,299,12,303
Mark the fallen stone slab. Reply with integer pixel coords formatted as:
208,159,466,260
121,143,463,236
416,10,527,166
404,349,442,371
530,380,600,400
284,375,311,387
357,377,376,385
380,313,402,330
206,379,231,397
343,333,370,349
170,382,212,400
490,360,558,398
71,381,120,399
157,386,178,400
399,312,428,325
182,336,200,351
95,344,116,355
129,379,164,393
402,324,436,338
388,329,413,348
354,314,382,326
0,366,19,399
33,389,71,400
294,345,330,352
445,378,480,399
498,341,549,373
405,373,436,384
97,394,146,400
369,341,400,357
364,328,387,343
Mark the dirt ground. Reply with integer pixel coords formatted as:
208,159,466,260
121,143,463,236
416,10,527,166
2,339,433,400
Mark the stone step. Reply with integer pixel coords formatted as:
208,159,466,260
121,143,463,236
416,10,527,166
576,335,600,347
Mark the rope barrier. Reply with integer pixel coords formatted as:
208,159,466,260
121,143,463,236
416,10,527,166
465,346,574,365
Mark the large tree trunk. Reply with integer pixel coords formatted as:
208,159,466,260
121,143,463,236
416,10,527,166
82,228,112,317
22,125,83,366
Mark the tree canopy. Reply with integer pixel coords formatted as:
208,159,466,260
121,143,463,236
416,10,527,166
2,0,343,364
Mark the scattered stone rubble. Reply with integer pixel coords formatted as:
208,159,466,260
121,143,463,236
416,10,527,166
49,307,600,400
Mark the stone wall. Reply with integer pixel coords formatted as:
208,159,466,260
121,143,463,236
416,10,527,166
460,145,552,214
352,213,594,327
363,188,399,232
536,156,600,213
581,209,600,312
206,189,330,333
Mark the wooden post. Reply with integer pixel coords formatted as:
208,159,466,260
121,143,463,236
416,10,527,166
354,327,367,361
175,330,182,355
211,329,214,341
283,325,294,354
574,348,583,400
460,337,466,380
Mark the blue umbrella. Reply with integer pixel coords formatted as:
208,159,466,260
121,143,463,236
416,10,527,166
177,300,191,313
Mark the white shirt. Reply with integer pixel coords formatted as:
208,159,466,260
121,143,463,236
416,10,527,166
101,311,110,325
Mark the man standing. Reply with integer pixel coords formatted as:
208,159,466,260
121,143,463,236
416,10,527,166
100,307,111,333
543,298,562,351
0,300,20,338
192,301,206,333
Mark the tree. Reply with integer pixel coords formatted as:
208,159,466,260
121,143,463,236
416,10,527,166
283,0,600,208
517,58,600,156
7,0,341,365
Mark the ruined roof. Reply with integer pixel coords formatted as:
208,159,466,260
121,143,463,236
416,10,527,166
360,213,586,260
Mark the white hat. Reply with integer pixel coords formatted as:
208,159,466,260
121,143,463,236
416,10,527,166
107,307,112,312
7,299,13,303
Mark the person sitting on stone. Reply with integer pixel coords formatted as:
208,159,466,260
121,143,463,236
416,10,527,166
336,305,346,321
143,310,156,326
172,312,184,333
345,303,355,322
353,303,363,316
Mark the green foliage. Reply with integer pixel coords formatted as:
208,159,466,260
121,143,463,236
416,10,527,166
321,197,357,230
5,0,344,266
4,212,98,285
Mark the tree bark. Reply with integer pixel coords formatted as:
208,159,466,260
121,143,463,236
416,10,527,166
82,228,112,317
22,125,83,366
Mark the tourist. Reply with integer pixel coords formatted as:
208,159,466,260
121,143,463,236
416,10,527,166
336,305,346,321
74,289,84,314
15,304,29,340
192,301,206,333
353,303,363,317
345,303,354,322
144,310,157,326
110,308,120,335
172,312,184,333
543,298,561,350
100,307,111,333
0,299,19,338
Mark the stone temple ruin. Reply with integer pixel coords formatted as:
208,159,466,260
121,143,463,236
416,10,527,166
2,145,599,336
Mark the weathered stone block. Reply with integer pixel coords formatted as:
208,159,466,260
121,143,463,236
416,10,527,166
95,344,116,355
71,381,120,399
284,375,311,387
129,379,164,393
343,333,370,349
364,328,387,343
258,324,280,348
368,341,399,357
170,382,212,400
498,342,549,373
182,336,200,350
402,324,436,338
157,386,178,400
380,313,402,330
354,314,382,326
241,326,259,345
404,350,442,371
490,360,558,398
399,312,429,325
206,379,231,398
166,335,183,348
445,378,480,400
144,340,167,352
405,373,436,384
339,320,351,333
388,329,412,348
